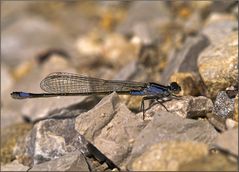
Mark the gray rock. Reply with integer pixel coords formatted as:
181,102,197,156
161,34,209,84
214,128,238,156
2,16,73,67
214,91,235,119
29,151,89,171
75,92,146,165
14,113,119,170
197,31,238,98
117,1,170,36
202,13,237,45
206,112,227,132
144,96,213,119
130,112,218,161
1,160,30,171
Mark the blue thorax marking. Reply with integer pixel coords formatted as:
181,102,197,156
19,92,30,97
145,83,170,95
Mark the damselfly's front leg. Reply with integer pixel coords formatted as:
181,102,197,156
141,96,168,120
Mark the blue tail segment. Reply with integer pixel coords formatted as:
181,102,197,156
130,90,145,95
11,92,31,99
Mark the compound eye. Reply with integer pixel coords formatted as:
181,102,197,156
170,82,181,93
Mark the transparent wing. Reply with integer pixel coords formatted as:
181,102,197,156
40,72,146,93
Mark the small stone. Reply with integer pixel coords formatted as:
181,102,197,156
129,141,208,171
214,128,238,156
213,91,235,119
76,32,139,68
145,96,213,119
234,95,238,122
206,113,226,132
226,118,238,130
198,31,238,98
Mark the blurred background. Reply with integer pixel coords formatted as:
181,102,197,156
1,1,238,169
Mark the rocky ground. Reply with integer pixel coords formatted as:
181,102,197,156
1,1,238,171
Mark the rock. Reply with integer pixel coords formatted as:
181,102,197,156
234,95,238,122
2,16,73,67
213,91,235,119
225,118,238,130
206,113,226,132
129,112,218,162
214,128,238,156
198,31,238,98
178,153,238,171
129,141,208,171
1,123,32,165
29,151,89,171
14,118,78,166
144,96,213,119
117,1,170,36
169,72,201,96
76,32,139,68
75,92,145,166
161,34,209,84
13,112,119,170
1,160,30,171
209,1,238,13
202,13,237,45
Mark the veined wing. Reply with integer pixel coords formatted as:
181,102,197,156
40,72,147,94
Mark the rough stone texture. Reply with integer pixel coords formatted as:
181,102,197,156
213,91,235,119
129,141,208,171
161,34,209,84
1,160,30,171
14,118,77,166
13,115,120,170
206,113,227,132
129,112,218,162
234,95,238,122
214,128,238,156
179,152,238,171
144,96,213,119
29,151,89,171
1,123,32,165
75,93,146,165
197,31,238,98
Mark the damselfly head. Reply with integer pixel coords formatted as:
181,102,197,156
169,82,181,94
